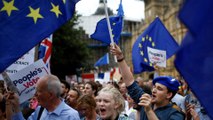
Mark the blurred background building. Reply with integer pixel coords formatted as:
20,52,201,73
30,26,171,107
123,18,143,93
76,0,186,80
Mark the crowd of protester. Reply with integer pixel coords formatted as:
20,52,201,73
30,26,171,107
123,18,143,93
0,44,211,120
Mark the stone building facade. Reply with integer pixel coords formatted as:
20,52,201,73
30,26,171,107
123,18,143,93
76,0,142,73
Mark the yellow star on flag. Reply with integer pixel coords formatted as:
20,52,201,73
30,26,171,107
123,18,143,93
149,37,152,42
50,3,62,18
146,35,149,39
140,51,144,56
27,6,43,24
0,0,18,16
142,37,145,42
144,58,148,63
152,42,155,47
139,43,142,48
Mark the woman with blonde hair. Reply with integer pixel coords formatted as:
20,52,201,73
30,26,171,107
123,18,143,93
96,86,132,120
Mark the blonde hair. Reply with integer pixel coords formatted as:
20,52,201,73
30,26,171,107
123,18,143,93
98,85,125,114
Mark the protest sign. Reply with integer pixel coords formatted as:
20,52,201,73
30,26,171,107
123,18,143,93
147,47,166,67
0,48,35,80
9,59,49,103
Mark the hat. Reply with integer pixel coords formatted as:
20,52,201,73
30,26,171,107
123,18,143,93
152,76,180,92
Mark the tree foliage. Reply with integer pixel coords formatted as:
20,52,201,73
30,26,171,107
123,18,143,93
51,14,92,79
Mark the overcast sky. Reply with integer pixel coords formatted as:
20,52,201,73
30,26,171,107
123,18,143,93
76,0,145,21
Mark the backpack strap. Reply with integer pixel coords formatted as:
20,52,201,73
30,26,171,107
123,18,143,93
37,107,44,120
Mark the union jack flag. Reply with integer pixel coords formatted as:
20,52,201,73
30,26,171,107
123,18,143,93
39,35,52,72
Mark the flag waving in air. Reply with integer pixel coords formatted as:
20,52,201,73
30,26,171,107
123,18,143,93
94,53,109,67
175,0,213,118
132,17,179,74
39,35,53,71
0,0,79,72
90,0,124,45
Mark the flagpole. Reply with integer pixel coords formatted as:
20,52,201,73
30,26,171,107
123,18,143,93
103,0,117,62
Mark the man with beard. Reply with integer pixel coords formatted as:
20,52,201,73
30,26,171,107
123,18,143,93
66,88,81,110
110,44,185,120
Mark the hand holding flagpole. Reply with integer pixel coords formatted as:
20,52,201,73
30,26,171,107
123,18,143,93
103,0,117,62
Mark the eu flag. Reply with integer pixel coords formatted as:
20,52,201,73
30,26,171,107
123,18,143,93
132,17,179,74
90,0,124,45
175,0,213,118
94,53,109,67
0,0,79,73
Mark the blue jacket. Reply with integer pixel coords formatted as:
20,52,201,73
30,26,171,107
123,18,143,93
127,81,185,120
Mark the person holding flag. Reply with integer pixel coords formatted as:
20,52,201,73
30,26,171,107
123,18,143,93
110,44,185,120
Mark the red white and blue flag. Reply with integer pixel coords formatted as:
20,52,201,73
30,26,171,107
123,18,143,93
39,35,52,72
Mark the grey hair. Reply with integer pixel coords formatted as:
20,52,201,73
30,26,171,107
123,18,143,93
98,85,125,114
45,75,62,98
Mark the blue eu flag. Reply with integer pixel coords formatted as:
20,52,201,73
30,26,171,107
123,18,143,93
90,0,124,45
94,53,109,67
0,0,79,72
175,0,213,118
132,17,179,74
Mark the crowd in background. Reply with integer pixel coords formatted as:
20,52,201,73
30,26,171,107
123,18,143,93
0,72,211,120
0,45,211,120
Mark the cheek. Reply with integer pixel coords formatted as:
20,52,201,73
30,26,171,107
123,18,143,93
106,103,116,111
96,101,102,108
88,89,92,92
86,109,91,114
157,91,167,99
69,97,74,100
38,93,49,100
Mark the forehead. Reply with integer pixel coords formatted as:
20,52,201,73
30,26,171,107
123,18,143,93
98,92,113,99
119,83,126,87
68,90,78,95
85,84,92,88
154,83,167,89
78,103,91,109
